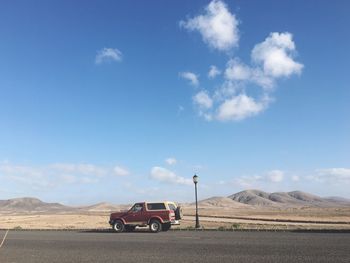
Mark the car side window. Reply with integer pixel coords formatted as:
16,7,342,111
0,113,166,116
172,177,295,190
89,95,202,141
147,203,166,210
131,203,143,212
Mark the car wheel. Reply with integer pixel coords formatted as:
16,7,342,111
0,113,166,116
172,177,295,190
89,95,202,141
113,220,125,233
162,223,171,231
149,220,162,233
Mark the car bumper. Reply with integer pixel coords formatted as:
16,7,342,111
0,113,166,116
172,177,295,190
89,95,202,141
171,220,180,225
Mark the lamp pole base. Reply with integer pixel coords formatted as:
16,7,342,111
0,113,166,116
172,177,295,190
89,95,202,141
195,214,200,229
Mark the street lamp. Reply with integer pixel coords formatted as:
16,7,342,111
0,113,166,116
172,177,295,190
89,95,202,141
193,174,200,229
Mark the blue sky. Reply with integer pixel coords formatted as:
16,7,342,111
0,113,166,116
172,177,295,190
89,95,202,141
0,0,349,204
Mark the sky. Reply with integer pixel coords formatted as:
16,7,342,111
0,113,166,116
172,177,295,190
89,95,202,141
0,0,349,205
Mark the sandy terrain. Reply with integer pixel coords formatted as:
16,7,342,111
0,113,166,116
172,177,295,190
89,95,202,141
1,192,349,230
1,207,350,231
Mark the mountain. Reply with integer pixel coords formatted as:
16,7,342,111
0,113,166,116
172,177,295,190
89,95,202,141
0,197,71,213
78,202,130,212
2,190,349,214
324,196,350,206
228,190,350,207
228,190,277,206
196,196,249,208
0,197,130,214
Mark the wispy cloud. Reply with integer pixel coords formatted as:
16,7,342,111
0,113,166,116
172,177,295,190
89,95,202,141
193,90,214,121
193,90,213,110
150,166,192,185
308,168,350,184
179,71,199,86
180,0,239,51
267,170,285,182
0,162,128,190
232,170,285,188
113,165,130,176
291,175,300,182
208,65,221,79
165,158,177,166
50,163,106,177
95,48,123,64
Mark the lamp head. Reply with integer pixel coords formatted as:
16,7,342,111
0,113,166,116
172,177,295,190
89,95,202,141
193,174,198,184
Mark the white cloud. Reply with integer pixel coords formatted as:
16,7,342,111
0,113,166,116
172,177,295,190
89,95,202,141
216,93,270,121
0,164,43,178
213,80,242,101
310,168,350,184
208,65,221,78
252,32,303,78
113,165,130,176
95,48,122,64
233,170,285,187
180,2,303,123
0,162,124,190
189,32,302,122
318,168,350,177
234,175,263,188
193,91,214,121
50,163,106,177
225,59,251,81
180,0,239,51
150,167,192,185
224,60,275,90
250,68,275,90
267,170,284,182
193,90,213,109
179,71,199,86
165,158,177,166
291,175,300,182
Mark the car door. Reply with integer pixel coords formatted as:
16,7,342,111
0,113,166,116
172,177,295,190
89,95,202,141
124,203,145,224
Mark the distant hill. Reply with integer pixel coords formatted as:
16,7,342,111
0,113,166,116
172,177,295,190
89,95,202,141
228,190,276,206
228,190,350,207
324,196,350,206
78,202,130,212
0,197,128,214
1,190,349,214
196,196,249,208
0,197,72,213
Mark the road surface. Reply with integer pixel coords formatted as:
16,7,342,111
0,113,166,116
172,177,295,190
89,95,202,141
0,230,349,262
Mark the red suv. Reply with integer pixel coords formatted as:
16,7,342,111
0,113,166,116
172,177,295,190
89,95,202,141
109,201,182,233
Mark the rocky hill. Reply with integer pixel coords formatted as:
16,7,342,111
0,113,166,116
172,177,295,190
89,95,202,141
228,190,350,207
78,202,130,212
1,190,349,214
0,197,128,214
0,197,71,213
196,196,249,208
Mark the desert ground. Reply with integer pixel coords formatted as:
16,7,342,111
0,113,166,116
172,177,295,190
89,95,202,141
1,210,350,231
1,190,350,231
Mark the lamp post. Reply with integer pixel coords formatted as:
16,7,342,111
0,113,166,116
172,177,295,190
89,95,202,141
193,174,200,229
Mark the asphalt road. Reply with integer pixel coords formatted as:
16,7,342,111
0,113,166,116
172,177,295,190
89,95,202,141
0,230,349,263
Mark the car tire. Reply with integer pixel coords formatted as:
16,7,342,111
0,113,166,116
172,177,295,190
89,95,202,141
149,220,162,233
162,223,171,231
113,220,125,233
